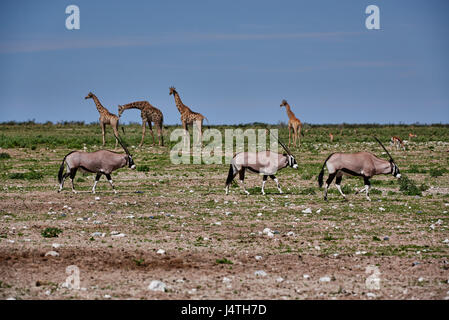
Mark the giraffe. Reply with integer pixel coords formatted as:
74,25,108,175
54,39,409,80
169,87,207,144
118,101,164,147
280,99,304,147
85,92,120,148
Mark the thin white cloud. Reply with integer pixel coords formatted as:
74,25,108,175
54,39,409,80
0,31,362,54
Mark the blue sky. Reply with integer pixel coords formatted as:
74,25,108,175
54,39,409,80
0,0,448,125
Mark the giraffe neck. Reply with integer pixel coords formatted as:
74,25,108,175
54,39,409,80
120,102,144,111
285,103,296,119
92,95,108,114
173,93,186,114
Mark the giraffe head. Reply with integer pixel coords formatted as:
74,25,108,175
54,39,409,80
117,105,124,117
85,92,94,100
169,87,177,96
280,99,288,107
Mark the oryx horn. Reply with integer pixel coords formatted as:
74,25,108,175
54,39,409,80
114,133,131,155
269,129,291,155
374,136,394,162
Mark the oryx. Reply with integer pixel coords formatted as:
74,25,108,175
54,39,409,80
318,137,401,201
225,135,298,195
57,135,136,194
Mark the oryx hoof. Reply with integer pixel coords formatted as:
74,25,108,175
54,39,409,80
72,190,77,194
366,197,371,202
324,196,328,201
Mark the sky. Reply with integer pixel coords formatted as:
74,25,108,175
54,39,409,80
0,0,448,125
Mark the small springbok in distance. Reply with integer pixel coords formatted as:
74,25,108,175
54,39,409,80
329,132,334,142
409,132,417,139
58,135,136,194
225,133,298,195
318,137,401,201
391,136,406,151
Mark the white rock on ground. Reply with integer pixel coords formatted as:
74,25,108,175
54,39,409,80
148,280,167,292
319,276,331,282
157,249,165,255
52,243,62,249
223,277,232,283
255,256,262,260
302,208,312,214
254,270,267,277
276,277,284,283
111,233,126,238
45,251,59,257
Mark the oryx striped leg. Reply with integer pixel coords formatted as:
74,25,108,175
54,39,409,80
92,173,102,194
69,168,78,194
105,174,117,194
261,175,267,195
324,173,336,201
239,169,250,195
335,175,346,200
363,177,371,201
270,175,283,194
59,172,70,192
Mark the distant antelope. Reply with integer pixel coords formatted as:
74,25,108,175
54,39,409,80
391,136,405,151
225,136,298,195
58,135,135,194
318,137,401,201
329,132,334,142
409,133,417,139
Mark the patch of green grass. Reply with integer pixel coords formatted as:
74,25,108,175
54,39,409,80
399,176,422,196
429,168,445,178
136,165,150,172
8,170,43,180
0,152,11,160
216,258,233,265
41,227,63,238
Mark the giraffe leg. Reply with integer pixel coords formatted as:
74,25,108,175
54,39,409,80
298,126,302,146
157,122,164,146
101,122,106,146
112,123,120,149
292,126,298,147
288,126,292,147
148,121,155,146
139,120,146,147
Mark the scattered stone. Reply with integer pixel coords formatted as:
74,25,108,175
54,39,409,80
223,277,232,283
319,276,331,282
383,236,389,241
255,256,262,260
302,208,312,214
366,292,376,298
95,197,100,201
303,274,310,280
443,239,449,244
157,249,165,255
257,213,262,217
412,262,420,267
263,228,272,234
104,295,111,299
91,232,105,237
148,280,167,292
379,207,386,212
254,270,267,277
111,233,126,238
45,251,59,257
316,208,322,214
52,243,62,249
276,277,284,283
418,277,424,282
287,231,295,236
225,212,232,216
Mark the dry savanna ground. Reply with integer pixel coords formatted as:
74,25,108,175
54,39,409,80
0,123,448,300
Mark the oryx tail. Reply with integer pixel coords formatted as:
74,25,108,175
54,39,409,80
58,151,76,185
318,153,335,188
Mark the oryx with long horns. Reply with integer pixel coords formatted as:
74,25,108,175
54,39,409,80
57,134,136,194
225,132,298,195
317,137,401,201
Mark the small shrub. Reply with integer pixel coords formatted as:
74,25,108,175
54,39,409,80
0,152,11,160
137,165,150,172
41,227,62,238
429,168,445,178
298,187,316,195
399,176,422,196
370,188,382,195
